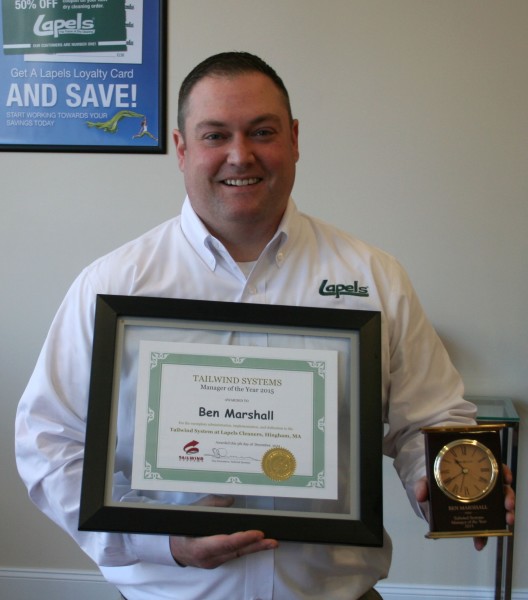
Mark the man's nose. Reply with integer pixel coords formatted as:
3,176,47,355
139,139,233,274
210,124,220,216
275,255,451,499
227,135,255,166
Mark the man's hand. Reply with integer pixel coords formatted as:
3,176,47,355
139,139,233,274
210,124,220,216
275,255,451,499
169,495,278,568
414,464,515,551
170,529,278,569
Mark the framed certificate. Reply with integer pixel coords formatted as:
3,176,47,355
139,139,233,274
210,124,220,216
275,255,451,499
80,295,383,546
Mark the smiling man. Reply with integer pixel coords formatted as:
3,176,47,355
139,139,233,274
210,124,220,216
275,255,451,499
174,65,299,261
16,52,514,600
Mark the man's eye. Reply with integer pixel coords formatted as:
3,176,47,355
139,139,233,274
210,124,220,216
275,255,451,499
253,129,274,137
204,133,224,141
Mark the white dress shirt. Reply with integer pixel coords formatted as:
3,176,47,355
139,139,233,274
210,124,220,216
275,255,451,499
15,198,476,600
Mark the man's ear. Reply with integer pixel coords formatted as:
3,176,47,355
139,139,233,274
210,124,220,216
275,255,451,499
291,119,300,163
173,129,186,171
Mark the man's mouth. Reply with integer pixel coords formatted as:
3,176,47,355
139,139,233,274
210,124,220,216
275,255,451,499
223,178,262,187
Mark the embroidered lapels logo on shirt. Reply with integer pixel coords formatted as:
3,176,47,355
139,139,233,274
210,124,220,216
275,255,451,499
319,279,369,298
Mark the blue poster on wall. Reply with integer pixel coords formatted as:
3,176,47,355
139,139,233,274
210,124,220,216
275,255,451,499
0,0,166,153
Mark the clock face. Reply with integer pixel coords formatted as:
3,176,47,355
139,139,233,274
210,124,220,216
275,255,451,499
434,438,499,503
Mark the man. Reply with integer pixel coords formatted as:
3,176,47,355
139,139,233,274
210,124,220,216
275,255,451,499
16,52,514,600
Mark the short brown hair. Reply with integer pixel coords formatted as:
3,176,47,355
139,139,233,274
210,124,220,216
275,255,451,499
177,51,293,133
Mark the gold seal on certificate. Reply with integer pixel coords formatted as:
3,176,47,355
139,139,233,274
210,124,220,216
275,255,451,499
261,447,296,481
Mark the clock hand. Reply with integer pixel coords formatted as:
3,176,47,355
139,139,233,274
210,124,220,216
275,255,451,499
443,471,464,486
453,458,469,475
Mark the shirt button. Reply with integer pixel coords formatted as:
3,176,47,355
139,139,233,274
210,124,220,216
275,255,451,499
247,285,257,295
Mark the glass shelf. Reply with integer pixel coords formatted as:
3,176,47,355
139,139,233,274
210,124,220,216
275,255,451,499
467,396,519,423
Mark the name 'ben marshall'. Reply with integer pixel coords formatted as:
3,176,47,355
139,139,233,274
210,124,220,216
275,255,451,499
199,407,274,420
448,504,488,511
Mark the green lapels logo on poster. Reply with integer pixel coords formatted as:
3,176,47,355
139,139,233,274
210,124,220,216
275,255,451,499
319,279,369,299
33,13,95,39
2,0,127,55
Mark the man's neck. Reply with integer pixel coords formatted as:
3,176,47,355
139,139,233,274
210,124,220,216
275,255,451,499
202,216,283,262
217,228,273,262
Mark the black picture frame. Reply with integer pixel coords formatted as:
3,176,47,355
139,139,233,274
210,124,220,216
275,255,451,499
0,1,167,153
80,294,383,546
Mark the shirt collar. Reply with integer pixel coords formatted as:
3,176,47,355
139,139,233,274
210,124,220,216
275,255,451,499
180,196,299,271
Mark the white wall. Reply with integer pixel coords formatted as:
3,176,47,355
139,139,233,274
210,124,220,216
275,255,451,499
1,0,526,596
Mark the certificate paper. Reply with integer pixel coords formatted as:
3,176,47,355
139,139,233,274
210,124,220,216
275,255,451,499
132,341,338,499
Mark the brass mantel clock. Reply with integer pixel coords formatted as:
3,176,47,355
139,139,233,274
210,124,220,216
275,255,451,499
422,425,511,539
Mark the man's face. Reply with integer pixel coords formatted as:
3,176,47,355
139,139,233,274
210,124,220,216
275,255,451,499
173,72,299,243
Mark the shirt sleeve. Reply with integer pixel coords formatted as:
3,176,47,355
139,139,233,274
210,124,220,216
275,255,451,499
14,270,177,568
379,257,477,516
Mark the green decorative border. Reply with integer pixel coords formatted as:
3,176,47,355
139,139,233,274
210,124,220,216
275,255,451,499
143,352,326,489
